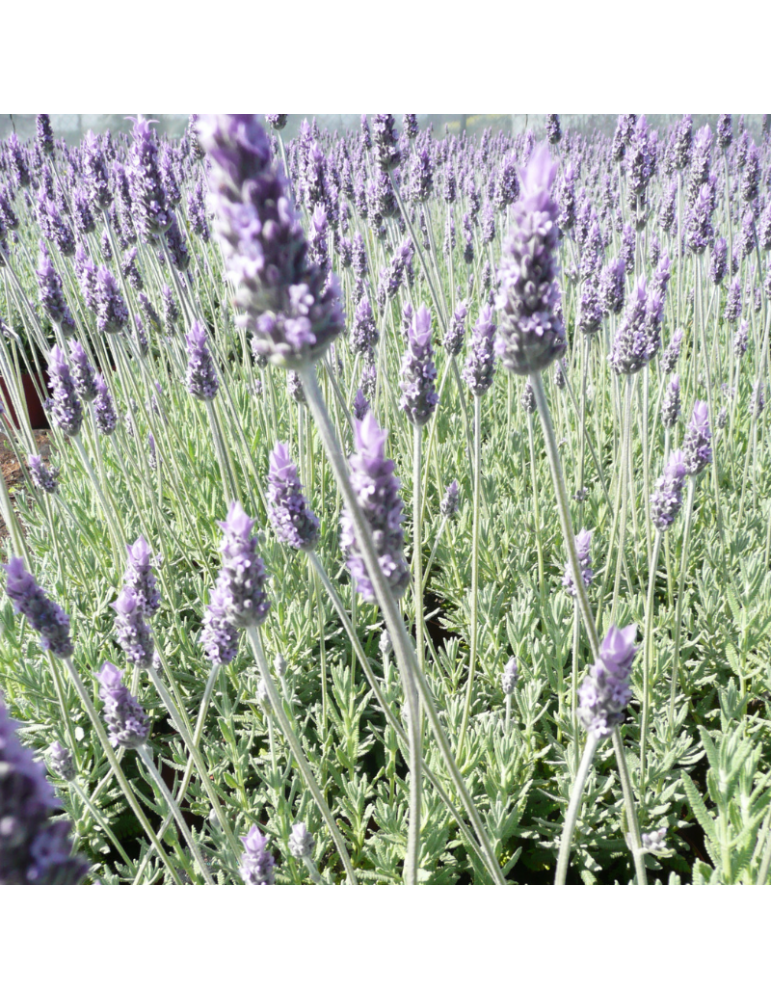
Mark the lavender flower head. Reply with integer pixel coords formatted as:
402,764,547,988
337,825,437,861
200,579,239,667
546,114,562,145
95,266,128,334
400,304,439,424
0,697,88,884
28,455,58,494
562,528,593,598
96,661,150,750
463,304,498,395
267,442,320,551
48,741,76,783
68,340,97,402
112,586,154,668
47,345,83,438
608,276,661,375
350,295,379,358
265,115,288,131
93,372,117,436
501,656,519,695
198,114,343,368
710,236,727,285
83,131,111,211
128,117,171,236
440,480,461,518
598,258,625,317
444,300,468,357
3,556,73,658
124,536,161,617
340,412,410,603
37,242,74,329
733,319,749,357
495,145,567,376
185,320,220,400
577,624,638,739
650,450,687,531
289,821,315,859
682,401,712,475
215,502,271,628
239,825,275,885
661,328,684,374
661,374,681,429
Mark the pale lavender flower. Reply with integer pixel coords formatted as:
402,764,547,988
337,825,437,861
96,661,150,749
239,825,275,885
93,373,117,436
353,389,369,421
112,587,154,668
128,117,171,237
200,579,239,666
733,319,749,357
124,537,161,617
682,401,712,475
83,131,111,211
501,656,518,695
3,557,73,659
289,821,314,859
521,379,536,413
608,276,661,374
724,278,742,323
440,480,461,518
0,697,88,884
340,413,409,603
562,528,593,598
28,455,58,494
95,266,128,334
710,236,727,286
185,320,219,400
215,502,270,628
37,242,74,329
47,741,75,783
463,304,498,395
266,115,288,131
350,296,378,358
661,374,681,429
495,145,566,376
650,450,687,531
68,340,97,402
400,304,439,424
598,258,625,316
444,300,468,357
267,442,319,551
47,345,83,438
577,624,638,738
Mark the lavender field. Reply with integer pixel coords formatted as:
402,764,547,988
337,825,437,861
1,112,770,885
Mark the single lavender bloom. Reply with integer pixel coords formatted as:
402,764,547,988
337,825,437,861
124,537,161,617
74,246,98,311
36,243,74,329
352,233,368,278
682,401,712,475
724,277,742,323
685,184,713,254
463,304,498,395
239,825,275,885
286,369,305,404
360,364,377,401
495,146,566,376
578,276,602,336
159,145,181,206
741,143,760,205
161,285,179,335
598,258,625,316
47,741,75,783
47,345,83,438
112,587,154,669
164,212,190,271
501,656,519,695
372,114,401,171
521,379,536,413
0,697,88,884
215,502,271,628
400,304,439,424
289,821,315,859
350,296,379,358
577,624,638,738
198,114,343,367
753,380,766,418
444,300,468,357
340,412,410,603
733,319,749,357
620,224,635,273
717,114,732,150
96,662,150,750
650,450,687,531
122,247,144,292
95,266,128,335
185,320,219,401
83,131,111,211
68,340,97,402
641,828,668,854
3,557,73,659
93,372,117,436
28,455,58,494
353,388,370,421
496,155,519,207
661,329,683,375
128,117,171,236
267,442,320,551
187,180,210,242
562,528,593,598
36,114,55,155
554,359,566,389
608,276,660,375
403,114,419,139
546,114,562,145
266,115,288,131
200,579,239,666
440,480,461,518
650,252,671,302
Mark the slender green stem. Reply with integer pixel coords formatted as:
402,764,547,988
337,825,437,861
555,732,599,884
457,393,482,758
668,477,696,732
640,530,663,793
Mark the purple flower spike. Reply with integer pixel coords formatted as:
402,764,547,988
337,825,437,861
598,258,625,317
185,320,219,401
68,340,98,402
3,556,73,659
28,454,58,494
340,412,410,603
440,480,461,518
95,266,128,335
48,741,76,783
289,821,315,859
682,401,712,475
267,442,320,551
463,304,498,395
93,372,117,436
200,579,239,666
215,501,271,628
265,115,288,131
48,345,83,438
128,116,171,237
562,528,593,598
400,304,439,425
239,825,275,885
444,300,468,357
650,450,687,531
350,295,379,359
661,329,684,375
501,656,519,695
494,144,566,376
96,662,150,750
578,624,638,738
198,114,343,368
0,696,88,884
83,131,111,211
125,537,161,617
112,587,154,668
353,388,370,421
661,374,681,429
608,276,661,375
37,242,74,330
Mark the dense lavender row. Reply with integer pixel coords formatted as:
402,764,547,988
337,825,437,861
1,113,770,884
